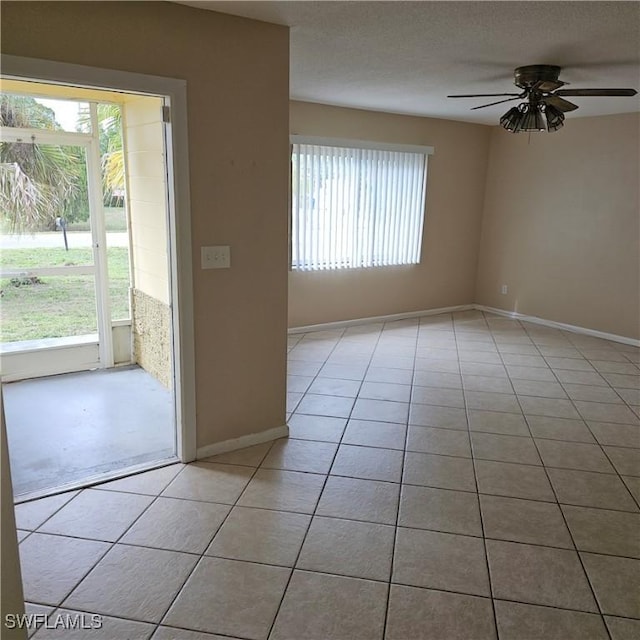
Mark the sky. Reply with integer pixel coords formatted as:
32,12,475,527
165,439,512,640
35,98,84,131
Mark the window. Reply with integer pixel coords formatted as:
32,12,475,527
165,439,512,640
290,137,433,271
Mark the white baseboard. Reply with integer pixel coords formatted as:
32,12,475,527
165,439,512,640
474,305,640,347
288,304,474,335
196,424,289,460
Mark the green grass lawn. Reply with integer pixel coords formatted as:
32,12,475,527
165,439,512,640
1,246,130,342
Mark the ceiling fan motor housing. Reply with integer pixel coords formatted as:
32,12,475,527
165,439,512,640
514,65,562,90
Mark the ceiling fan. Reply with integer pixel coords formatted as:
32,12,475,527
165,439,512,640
448,65,638,132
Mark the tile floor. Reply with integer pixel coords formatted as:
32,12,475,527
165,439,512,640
14,311,640,639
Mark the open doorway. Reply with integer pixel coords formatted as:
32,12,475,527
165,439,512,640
0,78,183,499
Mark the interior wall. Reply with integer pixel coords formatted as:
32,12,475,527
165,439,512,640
475,113,640,340
288,101,491,327
1,1,290,447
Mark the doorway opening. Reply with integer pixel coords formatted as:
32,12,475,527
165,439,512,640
1,77,184,500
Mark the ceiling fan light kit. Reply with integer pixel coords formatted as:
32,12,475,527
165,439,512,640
448,65,638,134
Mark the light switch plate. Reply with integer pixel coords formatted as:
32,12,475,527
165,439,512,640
201,245,231,269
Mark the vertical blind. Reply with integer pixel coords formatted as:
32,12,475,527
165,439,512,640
291,139,431,271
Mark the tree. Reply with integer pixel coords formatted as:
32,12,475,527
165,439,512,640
0,95,89,232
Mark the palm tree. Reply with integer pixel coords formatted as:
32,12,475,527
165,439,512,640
0,95,87,233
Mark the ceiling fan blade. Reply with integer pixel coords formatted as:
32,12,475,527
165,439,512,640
470,96,522,110
555,88,638,97
543,95,579,112
533,79,566,92
447,93,521,98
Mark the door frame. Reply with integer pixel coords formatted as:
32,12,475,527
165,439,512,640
0,54,197,462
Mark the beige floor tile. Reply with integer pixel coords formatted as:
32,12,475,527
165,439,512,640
331,444,403,482
206,506,310,566
296,393,355,418
462,374,513,394
153,627,238,639
562,505,640,558
369,354,415,370
480,494,573,548
96,465,186,497
287,414,346,442
237,468,325,514
351,398,409,423
494,600,608,640
616,387,640,405
563,384,624,403
526,416,595,443
19,533,109,605
403,451,477,492
486,540,597,612
406,425,471,457
315,476,399,525
471,432,541,465
574,401,640,425
286,374,313,393
399,485,482,536
297,516,394,581
287,361,323,377
546,357,595,372
588,421,640,448
261,438,338,474
162,463,254,504
318,363,368,380
519,396,581,419
412,370,462,389
501,353,547,368
286,392,303,413
409,404,468,430
359,381,411,403
511,379,567,399
164,557,290,640
14,491,79,531
365,366,413,385
475,460,555,502
535,440,615,473
24,602,53,638
554,369,608,386
603,446,640,476
411,386,465,408
468,410,530,436
385,585,496,640
65,544,197,623
581,553,640,619
548,468,638,512
602,373,640,389
38,489,153,542
32,609,154,639
308,377,361,397
591,360,640,375
465,391,521,414
605,616,640,640
202,443,272,467
17,530,30,542
393,527,490,596
120,497,230,554
342,419,406,450
270,571,388,640
415,357,461,374
622,475,640,502
459,350,502,365
506,365,557,382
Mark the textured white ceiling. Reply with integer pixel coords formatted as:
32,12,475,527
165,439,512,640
177,1,640,124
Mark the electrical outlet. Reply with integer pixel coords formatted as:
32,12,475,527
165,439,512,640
201,245,231,269
501,284,508,295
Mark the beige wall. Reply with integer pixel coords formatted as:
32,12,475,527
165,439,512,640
476,113,640,339
288,101,491,327
1,1,290,447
